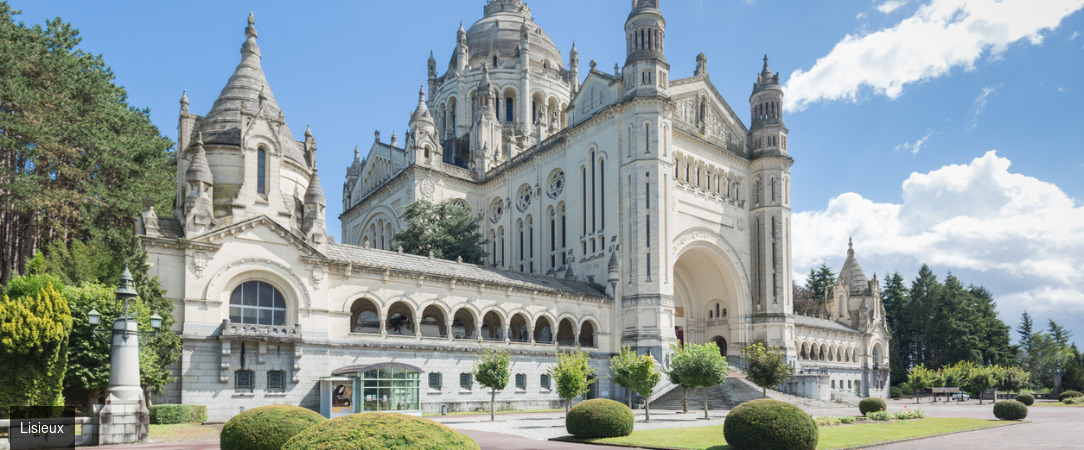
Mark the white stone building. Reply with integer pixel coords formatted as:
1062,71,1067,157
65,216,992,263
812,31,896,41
140,0,889,422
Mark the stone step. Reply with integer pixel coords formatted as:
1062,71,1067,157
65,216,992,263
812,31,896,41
649,376,857,411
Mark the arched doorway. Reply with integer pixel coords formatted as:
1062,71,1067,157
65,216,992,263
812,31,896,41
672,243,743,357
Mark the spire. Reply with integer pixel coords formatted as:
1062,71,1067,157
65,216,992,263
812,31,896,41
305,124,312,138
752,54,781,95
186,132,213,185
410,86,434,125
847,236,854,257
478,65,493,94
570,41,578,57
762,54,771,75
353,145,360,162
180,90,189,113
304,169,325,204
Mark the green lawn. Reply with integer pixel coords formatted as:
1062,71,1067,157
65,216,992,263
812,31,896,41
584,418,1013,450
148,423,220,442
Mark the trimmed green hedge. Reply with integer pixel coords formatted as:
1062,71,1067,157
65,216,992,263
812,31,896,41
149,404,207,424
1015,393,1034,406
283,412,478,449
566,398,634,439
723,399,818,450
992,400,1028,420
859,397,887,416
890,386,902,399
220,405,325,450
1059,390,1082,401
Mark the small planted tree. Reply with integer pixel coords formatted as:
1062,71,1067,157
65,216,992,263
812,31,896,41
627,352,661,422
998,366,1029,395
664,349,691,413
965,365,997,405
550,348,596,414
907,364,936,403
669,341,728,419
743,343,794,399
608,346,637,407
473,345,510,421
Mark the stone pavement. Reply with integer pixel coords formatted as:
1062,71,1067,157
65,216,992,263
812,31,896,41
80,399,1084,449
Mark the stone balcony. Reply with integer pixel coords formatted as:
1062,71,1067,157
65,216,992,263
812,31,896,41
219,319,302,343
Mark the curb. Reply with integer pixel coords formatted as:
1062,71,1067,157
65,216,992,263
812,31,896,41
549,418,1029,450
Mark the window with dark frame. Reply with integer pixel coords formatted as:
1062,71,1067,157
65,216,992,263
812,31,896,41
429,372,442,390
515,373,526,390
267,370,285,392
235,369,254,392
540,374,551,390
460,373,472,390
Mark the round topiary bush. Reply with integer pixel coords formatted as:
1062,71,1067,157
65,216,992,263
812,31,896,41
1058,390,1082,401
220,405,325,450
992,400,1028,421
565,398,634,439
1015,393,1034,406
890,386,902,399
859,397,887,416
723,399,818,450
282,412,478,449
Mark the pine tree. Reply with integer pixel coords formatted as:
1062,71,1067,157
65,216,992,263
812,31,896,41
881,272,910,385
0,5,174,284
393,199,488,264
908,265,940,365
1049,320,1073,350
1017,311,1034,372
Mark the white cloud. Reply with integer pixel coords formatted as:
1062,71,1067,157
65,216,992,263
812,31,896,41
793,151,1084,325
1071,31,1081,40
967,85,997,130
785,0,1084,111
894,130,935,154
877,0,909,14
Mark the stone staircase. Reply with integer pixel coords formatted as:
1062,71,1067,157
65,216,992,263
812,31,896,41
650,371,857,411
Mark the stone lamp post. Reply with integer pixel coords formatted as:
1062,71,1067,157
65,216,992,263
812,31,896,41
85,265,161,445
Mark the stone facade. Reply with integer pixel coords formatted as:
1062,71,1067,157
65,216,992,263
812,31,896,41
141,0,888,422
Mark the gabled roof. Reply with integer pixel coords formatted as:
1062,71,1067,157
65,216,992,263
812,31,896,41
325,243,608,300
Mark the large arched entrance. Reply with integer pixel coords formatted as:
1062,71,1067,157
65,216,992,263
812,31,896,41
672,243,744,358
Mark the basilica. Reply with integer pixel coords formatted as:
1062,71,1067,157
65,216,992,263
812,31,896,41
139,0,889,422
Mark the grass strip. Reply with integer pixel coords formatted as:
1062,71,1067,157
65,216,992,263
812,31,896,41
149,423,220,442
565,417,1012,449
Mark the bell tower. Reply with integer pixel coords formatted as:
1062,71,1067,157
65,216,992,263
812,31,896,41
623,0,669,98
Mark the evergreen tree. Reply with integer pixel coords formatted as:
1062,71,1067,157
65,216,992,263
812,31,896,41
1017,311,1034,372
1049,320,1073,350
907,265,940,365
393,199,488,264
0,280,72,415
802,263,835,316
968,285,1013,366
0,4,174,284
881,272,910,385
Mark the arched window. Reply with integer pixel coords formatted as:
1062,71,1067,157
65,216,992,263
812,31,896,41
267,370,286,392
229,280,286,325
235,369,254,392
257,148,267,195
350,298,380,334
506,97,514,122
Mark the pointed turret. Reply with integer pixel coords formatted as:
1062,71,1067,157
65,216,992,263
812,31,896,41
749,54,787,158
569,42,580,93
183,133,215,235
303,169,327,246
180,90,189,114
410,86,435,128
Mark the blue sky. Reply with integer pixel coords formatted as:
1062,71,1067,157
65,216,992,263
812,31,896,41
11,0,1084,344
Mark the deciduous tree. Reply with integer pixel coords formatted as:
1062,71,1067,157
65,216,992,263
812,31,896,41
549,348,595,414
626,352,660,422
669,341,728,419
473,345,510,421
608,346,637,407
0,279,72,413
742,343,794,398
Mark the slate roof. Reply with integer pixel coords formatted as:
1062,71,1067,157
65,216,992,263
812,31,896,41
157,217,184,238
325,243,608,300
793,315,860,334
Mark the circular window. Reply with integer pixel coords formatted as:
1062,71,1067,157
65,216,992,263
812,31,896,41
489,197,504,223
516,184,533,212
547,170,565,198
452,198,469,210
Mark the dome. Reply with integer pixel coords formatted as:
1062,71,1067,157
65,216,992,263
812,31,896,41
464,1,563,70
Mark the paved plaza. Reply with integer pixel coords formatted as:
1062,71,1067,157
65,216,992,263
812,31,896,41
92,399,1082,449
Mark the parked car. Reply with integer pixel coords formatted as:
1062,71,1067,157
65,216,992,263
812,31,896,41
951,392,970,401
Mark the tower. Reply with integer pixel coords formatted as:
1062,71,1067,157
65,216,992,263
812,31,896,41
622,0,669,98
749,56,793,317
408,87,441,168
183,133,215,236
302,169,327,247
470,67,501,174
569,42,580,94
